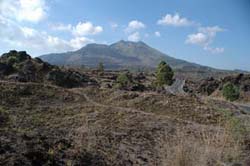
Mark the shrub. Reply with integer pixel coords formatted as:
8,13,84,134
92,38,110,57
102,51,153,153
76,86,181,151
7,56,19,65
97,62,104,72
4,51,30,66
116,72,145,91
155,61,174,86
222,82,240,101
116,72,133,89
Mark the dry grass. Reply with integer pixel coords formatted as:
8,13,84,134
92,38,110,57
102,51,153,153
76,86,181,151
1,82,248,165
164,117,245,166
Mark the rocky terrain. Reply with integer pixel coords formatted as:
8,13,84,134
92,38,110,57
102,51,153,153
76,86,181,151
0,51,250,166
0,50,97,88
184,74,250,102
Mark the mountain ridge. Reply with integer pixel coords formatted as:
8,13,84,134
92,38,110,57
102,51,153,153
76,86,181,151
39,40,243,76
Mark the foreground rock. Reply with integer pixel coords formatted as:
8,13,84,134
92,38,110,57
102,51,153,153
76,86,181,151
0,50,96,88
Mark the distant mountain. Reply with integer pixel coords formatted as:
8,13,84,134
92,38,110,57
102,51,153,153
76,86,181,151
40,40,208,70
39,40,247,79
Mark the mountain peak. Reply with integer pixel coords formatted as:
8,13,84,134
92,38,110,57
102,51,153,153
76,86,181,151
79,43,108,51
40,40,204,71
116,40,126,44
85,43,107,47
111,40,148,47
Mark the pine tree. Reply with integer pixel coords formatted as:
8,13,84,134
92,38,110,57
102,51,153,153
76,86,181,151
156,61,174,86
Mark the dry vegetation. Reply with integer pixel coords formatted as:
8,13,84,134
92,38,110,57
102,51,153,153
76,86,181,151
0,81,250,165
1,51,250,165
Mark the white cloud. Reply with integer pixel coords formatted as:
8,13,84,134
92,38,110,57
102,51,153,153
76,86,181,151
199,26,224,39
186,26,225,54
0,1,100,55
0,0,47,23
125,20,145,32
186,33,209,46
0,17,93,55
204,46,224,54
72,21,103,36
50,21,103,36
50,23,72,31
128,32,140,42
69,37,94,49
155,31,161,37
125,20,145,42
157,13,193,27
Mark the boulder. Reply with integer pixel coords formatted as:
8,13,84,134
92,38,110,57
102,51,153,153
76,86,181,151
46,69,88,88
0,63,13,75
221,74,250,92
7,73,26,82
221,73,244,86
197,77,220,95
184,77,220,96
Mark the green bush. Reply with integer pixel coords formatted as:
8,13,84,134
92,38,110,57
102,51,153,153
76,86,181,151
7,56,19,65
116,72,145,91
222,82,240,101
116,72,133,88
2,51,30,66
155,61,174,86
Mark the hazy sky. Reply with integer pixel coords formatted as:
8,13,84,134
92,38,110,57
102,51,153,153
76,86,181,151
0,0,249,70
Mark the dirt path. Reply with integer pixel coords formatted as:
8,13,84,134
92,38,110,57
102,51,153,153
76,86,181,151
70,88,224,130
71,88,155,116
0,80,223,129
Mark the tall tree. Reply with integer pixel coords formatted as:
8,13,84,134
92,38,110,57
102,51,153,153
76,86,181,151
156,61,174,86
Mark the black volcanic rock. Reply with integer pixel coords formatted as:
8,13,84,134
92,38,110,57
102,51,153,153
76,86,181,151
46,69,93,88
184,74,250,97
221,73,250,92
0,63,13,76
0,50,95,88
196,77,220,95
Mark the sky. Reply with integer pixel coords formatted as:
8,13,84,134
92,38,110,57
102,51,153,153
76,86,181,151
0,0,249,70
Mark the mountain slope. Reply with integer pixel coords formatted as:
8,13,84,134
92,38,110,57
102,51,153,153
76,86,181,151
40,40,207,70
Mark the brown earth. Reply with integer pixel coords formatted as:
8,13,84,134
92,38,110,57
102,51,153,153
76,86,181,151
1,51,250,165
0,81,250,166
